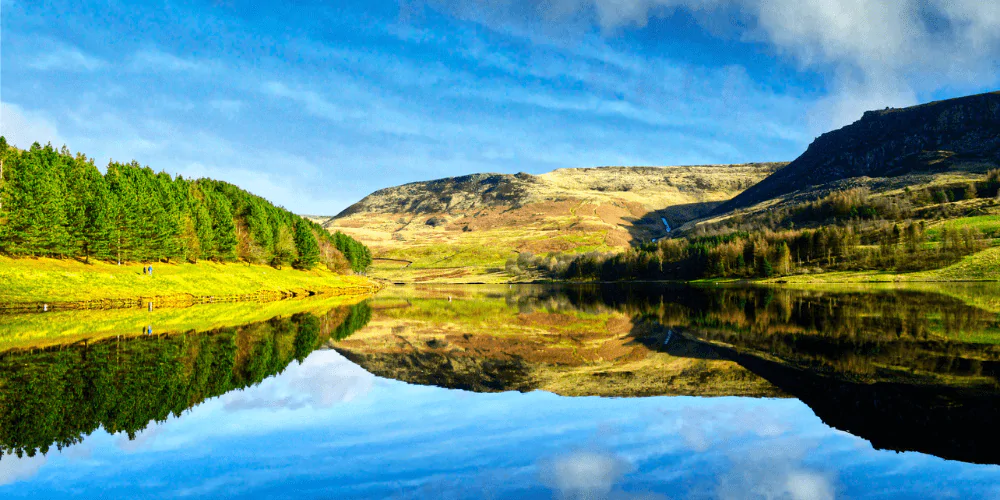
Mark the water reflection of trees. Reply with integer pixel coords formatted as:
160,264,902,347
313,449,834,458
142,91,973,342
0,302,372,460
474,285,1000,464
434,284,1000,384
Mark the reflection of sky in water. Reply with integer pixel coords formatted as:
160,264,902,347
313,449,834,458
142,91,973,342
1,350,998,499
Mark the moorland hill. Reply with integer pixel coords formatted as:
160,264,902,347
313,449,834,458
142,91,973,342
320,164,782,282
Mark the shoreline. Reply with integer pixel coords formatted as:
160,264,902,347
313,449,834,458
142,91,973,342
0,255,383,312
0,284,383,313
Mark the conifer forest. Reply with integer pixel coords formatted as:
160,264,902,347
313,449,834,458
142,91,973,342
0,139,371,273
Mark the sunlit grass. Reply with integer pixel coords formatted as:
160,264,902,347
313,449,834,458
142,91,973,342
926,215,1000,240
0,256,377,304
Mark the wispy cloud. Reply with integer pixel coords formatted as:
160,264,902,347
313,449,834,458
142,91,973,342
420,0,1000,129
129,49,215,74
27,44,107,72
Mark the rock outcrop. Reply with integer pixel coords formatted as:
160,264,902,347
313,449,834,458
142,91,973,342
335,173,538,217
717,91,1000,213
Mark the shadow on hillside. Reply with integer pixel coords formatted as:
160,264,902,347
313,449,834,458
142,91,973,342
624,201,723,245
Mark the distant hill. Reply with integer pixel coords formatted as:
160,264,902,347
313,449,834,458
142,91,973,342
717,91,1000,214
321,164,783,282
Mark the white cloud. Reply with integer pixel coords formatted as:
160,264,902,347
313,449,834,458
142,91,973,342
785,471,836,500
673,403,787,453
715,438,837,500
27,45,106,71
220,350,375,411
539,450,633,499
267,28,810,175
0,102,66,148
0,453,47,486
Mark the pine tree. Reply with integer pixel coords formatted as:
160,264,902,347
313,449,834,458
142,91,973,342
0,138,11,248
293,221,319,270
81,164,112,261
191,194,216,261
207,191,237,260
760,257,774,278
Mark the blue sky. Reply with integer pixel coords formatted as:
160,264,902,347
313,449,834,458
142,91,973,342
2,0,999,214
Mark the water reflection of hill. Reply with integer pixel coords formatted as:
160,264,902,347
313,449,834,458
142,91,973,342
335,284,1000,464
334,286,784,398
0,302,372,460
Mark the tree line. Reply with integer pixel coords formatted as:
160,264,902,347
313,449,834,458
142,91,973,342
550,221,985,281
0,139,371,272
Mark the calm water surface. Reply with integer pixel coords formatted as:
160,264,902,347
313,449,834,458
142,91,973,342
1,284,1000,498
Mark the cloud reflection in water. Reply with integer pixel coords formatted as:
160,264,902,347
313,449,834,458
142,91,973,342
220,350,375,412
0,454,46,487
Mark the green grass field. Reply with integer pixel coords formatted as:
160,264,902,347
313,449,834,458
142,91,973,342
0,256,378,306
770,245,1000,286
914,246,1000,281
368,229,617,283
926,215,1000,241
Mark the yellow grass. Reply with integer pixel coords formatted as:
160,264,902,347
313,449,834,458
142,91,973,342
0,255,378,305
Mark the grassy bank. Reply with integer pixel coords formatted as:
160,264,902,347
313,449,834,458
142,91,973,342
0,256,378,308
770,246,1000,285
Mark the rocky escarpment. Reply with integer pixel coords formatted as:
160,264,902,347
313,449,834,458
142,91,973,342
717,91,1000,213
335,173,537,217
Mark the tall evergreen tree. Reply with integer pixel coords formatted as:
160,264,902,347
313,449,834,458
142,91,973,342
0,137,11,246
207,191,237,260
293,221,320,270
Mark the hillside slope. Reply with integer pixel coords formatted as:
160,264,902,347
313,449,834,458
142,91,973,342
717,91,1000,214
321,164,782,282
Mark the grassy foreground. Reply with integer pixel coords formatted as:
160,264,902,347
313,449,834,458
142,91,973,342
0,256,378,307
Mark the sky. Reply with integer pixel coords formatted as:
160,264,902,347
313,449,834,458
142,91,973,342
2,0,999,215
